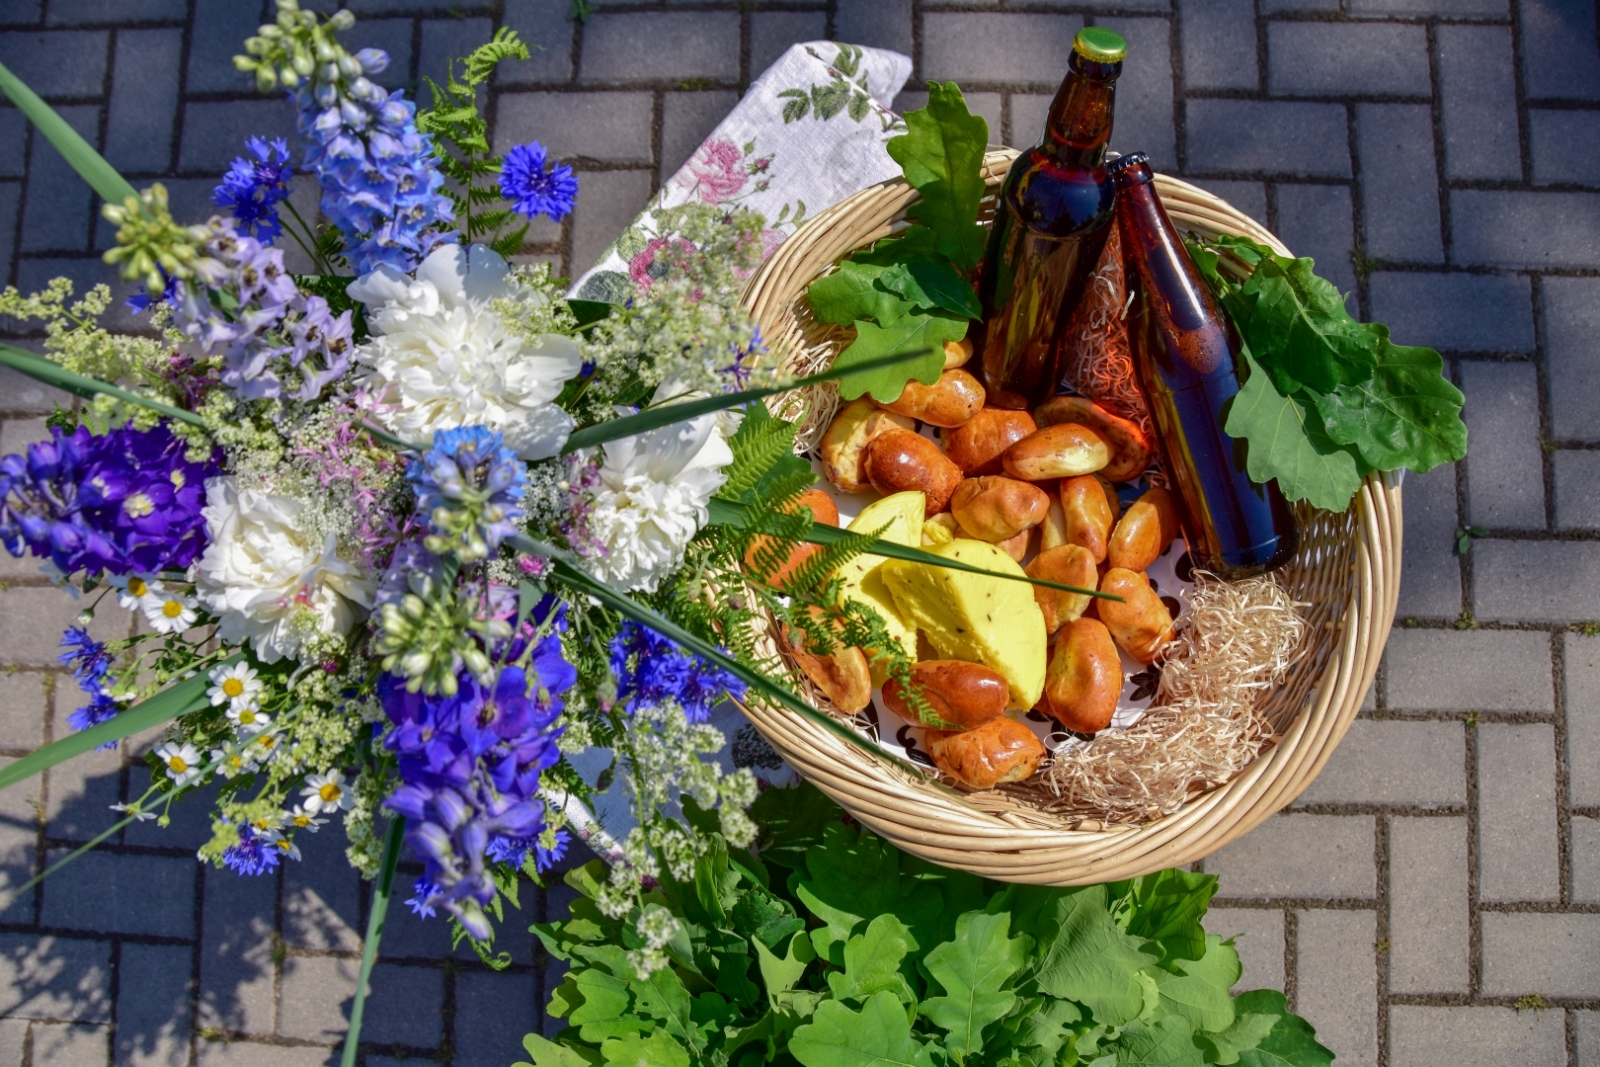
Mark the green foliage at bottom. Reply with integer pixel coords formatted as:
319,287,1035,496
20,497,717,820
515,785,1335,1067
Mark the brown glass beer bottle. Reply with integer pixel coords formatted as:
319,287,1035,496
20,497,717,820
975,27,1126,410
1109,152,1298,579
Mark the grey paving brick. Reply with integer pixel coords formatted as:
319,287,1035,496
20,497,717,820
1295,909,1377,1067
40,850,195,937
1260,0,1338,11
31,1023,106,1066
497,0,574,86
278,954,358,1044
1388,816,1470,994
121,768,217,852
1185,179,1267,226
0,585,127,668
836,0,913,57
1564,632,1600,808
195,1039,331,1067
1397,463,1462,618
494,91,654,165
1479,723,1562,903
1461,361,1546,530
1185,100,1350,179
0,363,68,421
282,848,360,953
1268,22,1429,99
0,1020,23,1067
1546,277,1600,442
418,16,493,90
579,12,739,85
0,934,111,1023
41,705,122,849
0,415,50,455
910,91,1001,145
1354,104,1444,264
20,104,98,254
1390,1006,1567,1067
1520,0,1600,101
1575,814,1600,905
0,759,40,926
660,90,740,184
1299,719,1465,806
196,866,276,1035
103,28,181,177
1178,0,1256,91
1385,628,1552,711
0,2,37,27
1438,26,1522,181
751,12,827,80
1024,0,1170,10
1203,907,1284,993
1348,0,1505,12
454,969,539,1067
1529,109,1600,186
923,13,1084,87
0,110,24,180
0,30,106,97
1095,18,1175,171
1452,189,1600,270
344,17,413,93
1207,814,1374,899
1274,183,1355,302
1579,1012,1600,1067
1554,451,1600,529
1368,272,1532,354
50,0,187,20
115,943,192,1067
184,0,261,95
1483,913,1600,995
571,168,654,276
362,963,445,1048
1473,538,1600,623
0,673,45,752
177,99,298,175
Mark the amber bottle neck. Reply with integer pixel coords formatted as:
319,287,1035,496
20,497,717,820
1039,54,1121,169
1113,160,1218,337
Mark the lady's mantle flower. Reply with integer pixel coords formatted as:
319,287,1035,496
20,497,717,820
142,590,198,635
59,625,120,736
350,243,583,460
582,386,733,593
409,426,526,562
301,769,354,815
155,741,204,787
499,142,577,222
194,478,376,664
212,137,294,242
608,620,747,723
208,662,265,712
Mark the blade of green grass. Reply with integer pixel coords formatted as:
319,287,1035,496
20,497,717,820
560,347,933,454
341,815,406,1067
0,345,207,430
0,60,137,205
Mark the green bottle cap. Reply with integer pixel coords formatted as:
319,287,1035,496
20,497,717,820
1073,27,1128,63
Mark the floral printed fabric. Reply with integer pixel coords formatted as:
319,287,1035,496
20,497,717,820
571,41,913,300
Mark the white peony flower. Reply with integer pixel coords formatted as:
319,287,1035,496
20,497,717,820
583,385,733,593
350,243,583,460
193,478,377,664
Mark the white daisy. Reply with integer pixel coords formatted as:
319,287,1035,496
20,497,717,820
154,741,204,787
246,730,283,764
108,574,162,612
209,747,258,779
285,805,327,833
143,591,198,634
110,802,157,822
300,769,353,815
263,830,301,862
249,812,282,834
207,662,265,711
226,705,271,734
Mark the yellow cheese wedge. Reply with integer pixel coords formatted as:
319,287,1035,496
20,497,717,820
836,492,925,683
879,539,1048,710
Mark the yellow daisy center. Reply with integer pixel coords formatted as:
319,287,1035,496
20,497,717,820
318,783,341,803
128,578,147,597
124,493,154,518
293,815,310,827
222,678,245,698
162,600,184,619
166,756,188,773
275,840,292,852
237,709,257,725
256,735,276,750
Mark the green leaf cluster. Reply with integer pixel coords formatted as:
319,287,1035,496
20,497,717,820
1189,234,1468,512
517,784,1335,1067
805,83,989,403
416,28,533,259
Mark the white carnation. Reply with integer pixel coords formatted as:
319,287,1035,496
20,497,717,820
584,392,733,593
350,242,583,460
194,477,377,664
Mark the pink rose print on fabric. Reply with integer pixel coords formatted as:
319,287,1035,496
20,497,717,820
685,138,748,204
629,236,697,288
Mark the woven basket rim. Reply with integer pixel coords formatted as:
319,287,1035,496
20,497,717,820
735,148,1402,884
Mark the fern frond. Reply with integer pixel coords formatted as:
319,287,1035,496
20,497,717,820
463,28,530,87
490,223,530,260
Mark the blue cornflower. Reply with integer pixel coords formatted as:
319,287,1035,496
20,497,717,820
608,620,747,723
59,626,120,738
499,142,577,223
221,825,281,876
212,137,294,243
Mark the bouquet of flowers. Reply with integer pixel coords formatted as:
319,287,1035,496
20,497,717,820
0,4,953,1056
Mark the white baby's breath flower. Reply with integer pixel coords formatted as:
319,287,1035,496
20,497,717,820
208,662,264,711
154,741,203,787
350,243,583,460
300,769,353,814
583,385,732,593
109,574,162,612
194,477,377,664
285,805,327,833
142,591,197,634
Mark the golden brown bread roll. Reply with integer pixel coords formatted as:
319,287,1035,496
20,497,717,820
1097,568,1176,665
942,408,1037,477
1033,396,1155,482
1060,474,1114,563
880,369,986,428
820,398,915,493
950,476,1051,542
863,429,964,513
882,660,1010,730
1002,423,1111,481
1026,544,1099,634
1042,617,1122,733
925,716,1046,790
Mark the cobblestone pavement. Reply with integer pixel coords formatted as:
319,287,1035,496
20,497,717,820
0,0,1598,1064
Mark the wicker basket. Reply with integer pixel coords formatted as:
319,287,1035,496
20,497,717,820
738,149,1401,884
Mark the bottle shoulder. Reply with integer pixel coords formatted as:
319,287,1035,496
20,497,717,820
1001,148,1116,239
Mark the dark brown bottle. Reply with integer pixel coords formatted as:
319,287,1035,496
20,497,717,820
976,27,1126,410
1110,152,1298,579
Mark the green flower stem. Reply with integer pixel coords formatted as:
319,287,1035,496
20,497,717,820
0,344,207,430
342,815,407,1067
1,813,138,909
279,199,333,276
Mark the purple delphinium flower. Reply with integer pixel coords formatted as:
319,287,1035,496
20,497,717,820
126,275,180,314
608,620,747,723
499,143,577,223
486,826,570,873
408,427,527,557
59,625,120,739
212,137,294,242
222,825,281,876
379,597,574,940
0,423,216,577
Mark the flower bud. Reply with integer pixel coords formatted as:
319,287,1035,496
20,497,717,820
291,49,314,77
329,9,355,30
355,47,388,74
